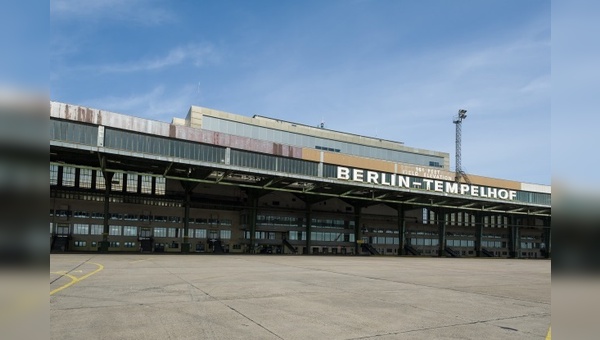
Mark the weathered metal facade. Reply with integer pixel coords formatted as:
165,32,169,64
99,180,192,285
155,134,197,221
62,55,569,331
50,101,550,258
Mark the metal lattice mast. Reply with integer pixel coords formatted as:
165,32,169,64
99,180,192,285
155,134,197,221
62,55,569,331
453,109,467,183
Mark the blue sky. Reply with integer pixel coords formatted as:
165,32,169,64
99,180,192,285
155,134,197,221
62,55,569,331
49,0,550,185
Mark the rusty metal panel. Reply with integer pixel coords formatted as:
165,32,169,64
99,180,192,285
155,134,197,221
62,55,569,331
51,101,305,159
51,101,171,137
76,106,96,124
175,124,304,158
99,111,171,137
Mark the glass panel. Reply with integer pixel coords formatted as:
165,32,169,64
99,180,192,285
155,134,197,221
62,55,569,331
62,166,75,187
50,164,58,185
126,174,138,193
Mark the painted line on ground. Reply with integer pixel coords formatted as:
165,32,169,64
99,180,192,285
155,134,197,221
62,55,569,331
50,262,104,296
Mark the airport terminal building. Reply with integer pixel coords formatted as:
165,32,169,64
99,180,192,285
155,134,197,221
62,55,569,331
50,102,551,258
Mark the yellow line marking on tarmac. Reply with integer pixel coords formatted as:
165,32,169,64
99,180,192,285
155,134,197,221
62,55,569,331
50,262,104,296
545,326,551,340
129,257,154,263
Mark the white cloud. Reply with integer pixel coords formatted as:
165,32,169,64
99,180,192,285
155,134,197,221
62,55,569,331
93,44,216,73
520,75,550,94
51,0,174,25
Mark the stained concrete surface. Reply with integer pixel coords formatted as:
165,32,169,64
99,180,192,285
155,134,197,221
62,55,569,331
50,255,550,339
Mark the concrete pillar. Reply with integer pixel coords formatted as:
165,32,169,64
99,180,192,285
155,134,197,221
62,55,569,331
99,171,114,252
397,205,406,256
180,181,199,253
542,217,551,259
354,205,362,255
182,189,191,253
57,166,64,188
475,211,483,257
508,215,520,259
438,210,446,257
305,205,312,254
249,193,258,254
74,168,80,188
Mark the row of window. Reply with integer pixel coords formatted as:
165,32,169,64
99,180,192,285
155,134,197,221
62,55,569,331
408,238,543,250
51,190,181,206
65,225,544,250
73,241,136,248
73,241,137,248
50,119,98,146
230,149,318,176
285,231,355,242
61,224,232,239
370,237,400,245
50,165,166,195
315,145,341,153
446,239,476,248
254,215,356,229
51,209,232,226
363,229,399,234
203,116,444,167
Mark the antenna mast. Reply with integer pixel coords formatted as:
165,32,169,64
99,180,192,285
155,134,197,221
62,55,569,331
453,109,469,183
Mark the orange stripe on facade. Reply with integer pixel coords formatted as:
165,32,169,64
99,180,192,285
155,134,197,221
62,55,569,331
302,147,522,190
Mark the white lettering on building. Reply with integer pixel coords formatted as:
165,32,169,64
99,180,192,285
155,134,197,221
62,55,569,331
335,166,518,201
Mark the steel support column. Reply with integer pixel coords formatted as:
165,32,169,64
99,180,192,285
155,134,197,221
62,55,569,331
475,211,483,257
99,171,114,252
180,181,198,253
248,193,258,254
305,205,312,254
438,210,446,257
397,205,406,256
508,215,520,259
543,216,551,259
354,205,362,255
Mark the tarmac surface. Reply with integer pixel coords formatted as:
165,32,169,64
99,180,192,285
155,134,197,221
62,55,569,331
50,254,550,339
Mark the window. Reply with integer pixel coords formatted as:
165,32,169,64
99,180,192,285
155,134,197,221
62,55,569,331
63,166,76,187
123,214,138,221
74,241,86,247
194,229,206,238
50,165,58,185
73,211,89,218
220,230,231,239
154,215,167,222
154,227,167,237
79,168,93,188
126,174,138,193
96,171,106,190
112,173,123,191
168,228,176,238
123,226,138,236
124,242,136,248
141,175,152,194
155,177,166,195
109,225,122,236
90,225,103,235
73,224,89,235
109,241,120,248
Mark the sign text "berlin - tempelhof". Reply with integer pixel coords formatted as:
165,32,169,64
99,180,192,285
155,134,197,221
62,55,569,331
336,167,517,200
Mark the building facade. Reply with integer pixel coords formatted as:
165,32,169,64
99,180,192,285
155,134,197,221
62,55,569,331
50,102,551,258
